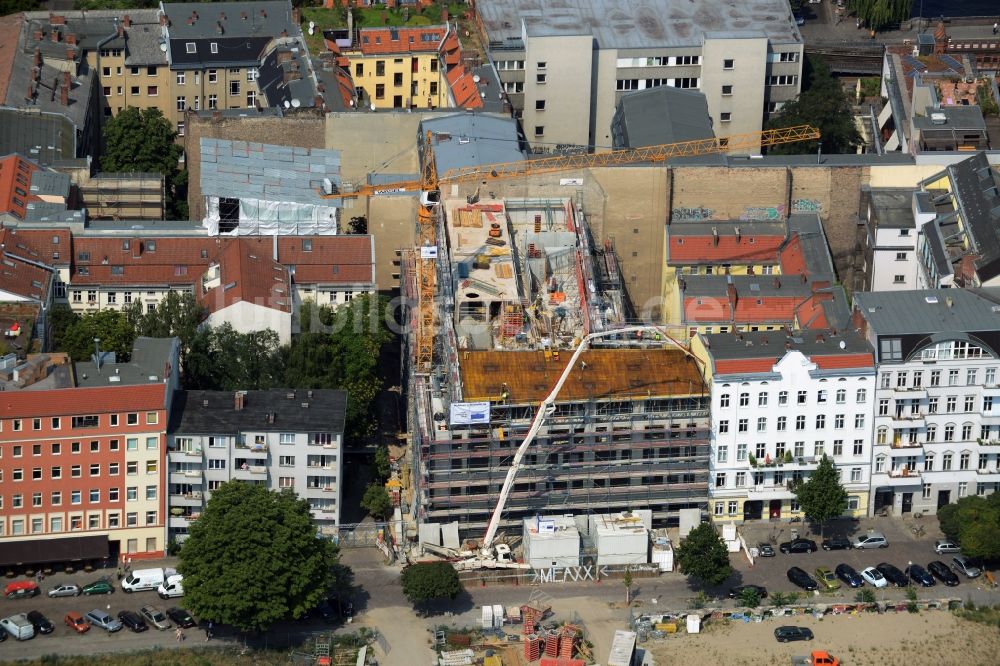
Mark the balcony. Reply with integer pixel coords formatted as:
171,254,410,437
303,485,338,497
168,512,200,529
976,467,1000,478
168,447,203,463
888,467,921,479
977,439,1000,447
891,438,923,450
169,491,204,507
233,465,267,480
746,483,796,500
236,442,269,456
890,413,925,427
169,470,203,484
891,385,928,399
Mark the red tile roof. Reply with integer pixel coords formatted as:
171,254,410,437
794,292,832,329
814,353,874,370
5,228,71,265
69,236,221,286
199,239,292,315
0,383,165,421
713,351,872,375
668,235,784,264
447,64,483,109
0,14,22,103
714,358,776,375
275,235,374,286
0,229,52,302
357,26,445,55
778,235,808,277
0,155,41,220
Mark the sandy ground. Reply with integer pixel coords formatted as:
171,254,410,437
647,611,1000,666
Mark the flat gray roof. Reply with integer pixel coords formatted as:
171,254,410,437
478,0,802,49
913,105,987,131
420,113,523,175
702,328,873,363
169,388,346,434
161,1,294,40
29,169,70,198
0,108,77,164
614,86,714,148
868,189,914,229
854,288,1000,335
75,337,178,387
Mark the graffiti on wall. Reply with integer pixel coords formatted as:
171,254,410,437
792,198,823,214
671,206,714,222
740,204,786,221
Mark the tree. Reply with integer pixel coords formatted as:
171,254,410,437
936,494,1000,560
100,107,187,219
849,0,913,32
738,587,761,608
361,483,393,520
764,56,862,156
622,568,634,605
400,562,462,607
675,522,732,589
794,454,848,537
178,481,342,633
374,446,391,482
58,306,139,361
181,323,282,390
136,291,204,346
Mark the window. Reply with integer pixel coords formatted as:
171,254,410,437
778,390,788,405
72,415,99,428
146,436,158,450
246,90,256,107
208,459,226,470
126,512,138,527
854,414,865,429
739,392,750,407
856,388,867,403
127,461,138,475
728,500,738,515
987,367,997,385
126,486,137,501
147,85,158,96
536,73,546,83
720,393,730,408
815,415,826,429
70,490,81,505
853,440,864,455
965,395,975,412
942,452,953,470
930,370,941,386
928,397,939,413
278,477,295,489
758,393,768,407
913,372,923,387
534,125,545,137
896,371,908,388
768,74,798,86
757,417,767,432
177,122,185,137
736,443,747,461
947,396,957,412
958,481,968,498
945,424,955,441
723,58,734,69
877,427,888,444
210,42,219,54
797,390,807,405
833,440,844,456
208,94,217,109
795,415,806,431
127,438,138,451
89,489,100,503
850,467,862,482
51,442,60,455
375,61,385,76
715,473,726,488
109,462,118,476
718,420,729,433
721,85,733,95
230,80,240,96
247,67,258,82
949,369,960,386
960,452,970,470
375,83,385,99
738,418,748,433
777,416,787,431
89,463,100,476
717,446,728,463
755,442,767,459
71,464,81,477
146,460,157,474
714,502,724,516
146,485,157,500
986,396,995,412
535,100,545,111
880,338,902,361
735,471,746,487
878,399,889,416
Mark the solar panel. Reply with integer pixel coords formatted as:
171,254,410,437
938,54,964,72
903,55,924,70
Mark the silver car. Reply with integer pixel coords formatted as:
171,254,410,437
952,555,981,579
934,539,961,554
84,609,123,633
140,605,172,631
47,584,81,598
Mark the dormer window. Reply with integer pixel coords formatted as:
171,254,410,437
210,43,219,54
185,42,196,54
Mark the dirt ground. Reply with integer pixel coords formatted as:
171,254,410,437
647,611,999,666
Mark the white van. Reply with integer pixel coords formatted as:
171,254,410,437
1,613,36,640
157,574,184,599
122,568,175,593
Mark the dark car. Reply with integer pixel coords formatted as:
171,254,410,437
928,560,960,586
80,579,114,596
835,563,864,588
757,542,776,558
774,625,814,642
821,537,853,551
787,566,818,591
0,624,6,641
117,610,148,633
905,564,936,587
166,607,196,628
876,562,909,587
780,538,817,554
25,610,54,635
729,584,768,600
313,599,335,621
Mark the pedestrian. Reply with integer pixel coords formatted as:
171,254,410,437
994,22,998,35
116,566,123,579
205,621,213,641
175,628,183,642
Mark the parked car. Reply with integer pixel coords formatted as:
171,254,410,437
64,612,90,634
0,614,35,640
876,563,908,587
757,542,776,557
81,579,115,596
852,532,888,549
814,567,841,591
905,564,935,587
25,610,54,635
952,555,981,578
117,610,148,633
821,537,852,551
4,581,40,599
860,566,887,588
787,567,818,591
774,625,814,642
140,605,171,631
47,584,81,598
780,538,817,554
928,560,960,586
729,584,768,600
84,609,122,633
934,539,961,554
0,624,6,641
166,607,196,628
835,563,864,588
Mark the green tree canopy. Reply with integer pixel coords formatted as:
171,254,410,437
100,107,187,219
178,481,342,632
182,324,283,390
849,0,913,32
937,493,1000,560
675,522,732,589
794,454,849,536
765,56,862,156
400,562,462,606
374,446,391,482
361,483,393,520
53,305,140,362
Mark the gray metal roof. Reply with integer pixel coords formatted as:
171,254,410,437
787,213,835,281
947,152,1000,282
669,220,785,237
75,336,179,387
472,63,506,114
613,86,714,148
29,169,70,198
854,288,1000,335
161,1,295,40
199,137,341,206
257,44,318,110
420,113,523,175
702,328,873,364
683,273,812,298
0,108,77,164
23,201,83,224
867,188,914,229
169,388,346,434
912,105,987,131
478,0,802,49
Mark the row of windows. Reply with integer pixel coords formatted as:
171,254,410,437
714,496,861,516
6,413,158,432
717,439,866,463
878,395,995,416
875,452,998,473
0,510,158,537
0,458,158,482
715,467,865,488
615,77,698,91
879,366,995,387
1,485,158,510
719,413,867,433
720,388,868,408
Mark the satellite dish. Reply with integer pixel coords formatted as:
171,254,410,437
370,103,376,111
839,340,846,350
308,26,314,35
309,21,315,29
159,43,167,52
349,99,355,107
472,74,480,83
291,98,301,108
480,92,485,98
283,100,291,108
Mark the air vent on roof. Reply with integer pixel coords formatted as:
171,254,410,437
925,296,939,304
930,112,947,125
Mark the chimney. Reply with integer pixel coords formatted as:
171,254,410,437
66,47,76,60
280,28,288,37
442,8,449,22
735,227,742,243
260,8,268,18
116,24,123,37
234,391,245,411
25,83,34,102
314,95,325,110
33,29,42,41
727,281,738,311
276,50,293,64
49,14,66,26
159,13,168,26
66,33,76,45
816,333,825,343
219,12,226,21
216,21,224,34
241,11,247,20
946,296,954,308
292,7,300,23
123,15,131,27
60,83,69,106
800,272,807,284
51,29,60,42
712,226,719,246
62,71,71,88
33,48,41,66
773,277,781,290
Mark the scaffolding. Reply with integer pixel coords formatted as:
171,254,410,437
80,172,165,220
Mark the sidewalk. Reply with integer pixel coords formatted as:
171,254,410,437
799,1,1000,45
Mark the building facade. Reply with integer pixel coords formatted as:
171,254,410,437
854,289,1000,516
166,389,347,542
693,329,876,522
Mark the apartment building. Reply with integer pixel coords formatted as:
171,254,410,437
0,337,179,570
854,289,1000,516
856,188,924,293
342,24,482,110
165,389,346,542
477,0,803,150
693,329,876,522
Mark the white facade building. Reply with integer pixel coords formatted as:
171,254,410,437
858,188,927,293
693,329,876,522
855,289,1000,516
166,389,347,541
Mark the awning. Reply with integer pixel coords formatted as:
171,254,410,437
0,535,108,568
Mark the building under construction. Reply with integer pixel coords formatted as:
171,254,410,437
404,194,710,541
